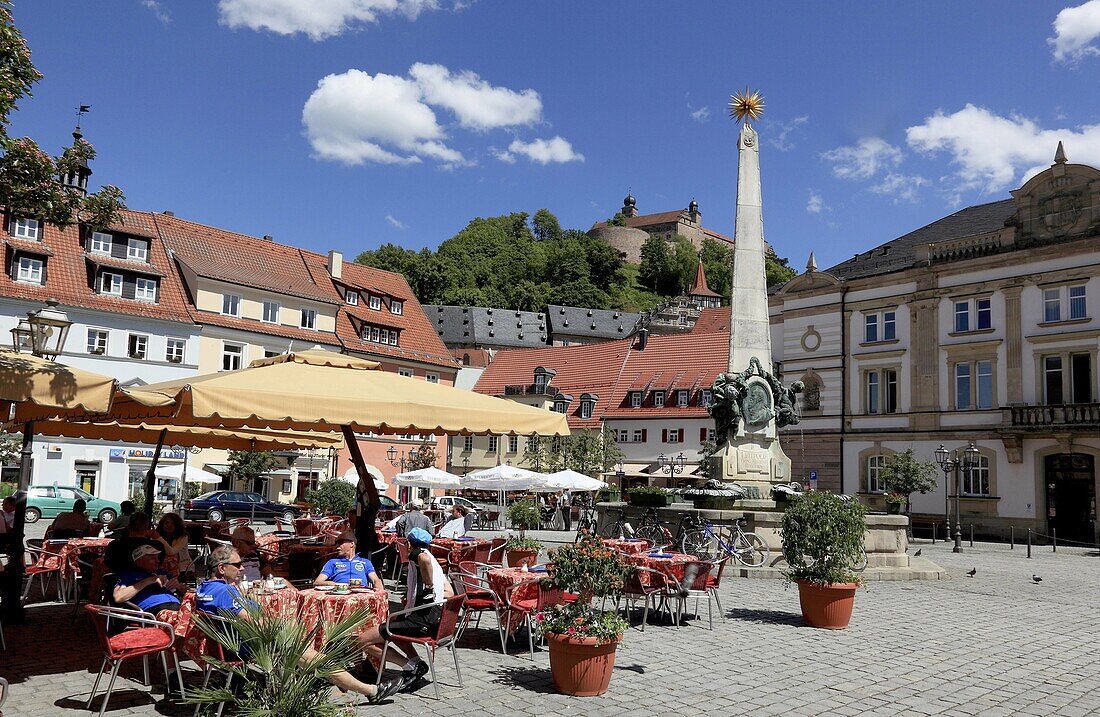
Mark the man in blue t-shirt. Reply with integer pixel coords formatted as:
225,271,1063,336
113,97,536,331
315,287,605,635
314,532,384,590
113,544,182,612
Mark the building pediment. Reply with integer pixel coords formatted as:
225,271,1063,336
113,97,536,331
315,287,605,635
1010,153,1100,242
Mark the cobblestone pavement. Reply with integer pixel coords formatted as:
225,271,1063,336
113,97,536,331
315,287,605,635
4,535,1099,716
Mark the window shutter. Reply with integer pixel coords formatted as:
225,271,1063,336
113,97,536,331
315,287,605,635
678,429,684,443
700,427,707,442
641,429,648,442
661,429,668,442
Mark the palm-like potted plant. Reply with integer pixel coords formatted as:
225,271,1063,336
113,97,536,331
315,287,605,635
186,604,373,715
539,533,630,696
780,491,867,629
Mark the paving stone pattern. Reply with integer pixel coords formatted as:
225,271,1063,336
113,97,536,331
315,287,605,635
4,535,1099,716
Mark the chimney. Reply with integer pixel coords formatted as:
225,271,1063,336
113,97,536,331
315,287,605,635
162,210,174,217
262,234,273,242
636,327,649,351
328,250,343,280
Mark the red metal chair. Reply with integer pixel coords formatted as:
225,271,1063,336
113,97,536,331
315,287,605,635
428,544,453,574
671,560,716,629
706,556,732,621
619,565,676,631
486,537,507,566
374,594,466,700
471,541,491,564
23,542,65,603
84,604,184,717
452,564,504,648
391,539,411,581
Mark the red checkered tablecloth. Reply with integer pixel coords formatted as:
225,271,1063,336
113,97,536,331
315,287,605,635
624,552,699,587
297,588,389,650
487,567,544,635
602,538,651,555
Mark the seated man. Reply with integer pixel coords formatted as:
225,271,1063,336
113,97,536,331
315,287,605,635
113,544,182,613
49,498,91,536
394,499,433,537
315,532,385,590
107,501,135,532
230,526,269,582
437,505,467,539
200,546,401,704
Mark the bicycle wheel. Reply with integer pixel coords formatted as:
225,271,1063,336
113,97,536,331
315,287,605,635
733,531,769,568
681,529,719,560
599,519,624,539
633,523,666,547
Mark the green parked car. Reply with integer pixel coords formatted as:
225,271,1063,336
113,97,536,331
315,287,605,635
25,485,122,524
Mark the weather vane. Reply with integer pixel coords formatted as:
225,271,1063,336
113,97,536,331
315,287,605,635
74,103,91,127
728,88,764,125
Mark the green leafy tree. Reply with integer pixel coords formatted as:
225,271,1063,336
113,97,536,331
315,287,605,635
0,432,21,465
532,207,562,242
405,437,438,472
547,278,609,309
670,235,699,294
698,237,732,299
582,233,624,291
878,449,939,515
306,478,355,517
696,437,719,480
0,2,124,230
226,450,279,493
638,234,672,292
765,254,797,288
521,430,623,476
605,212,626,227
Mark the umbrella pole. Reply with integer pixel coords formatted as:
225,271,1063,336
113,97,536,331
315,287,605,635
2,420,34,622
342,426,379,559
142,428,168,516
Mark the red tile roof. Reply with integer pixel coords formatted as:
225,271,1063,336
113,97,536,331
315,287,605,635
689,262,720,298
474,330,730,426
83,253,167,277
0,209,195,324
193,310,341,347
6,237,53,256
689,306,730,335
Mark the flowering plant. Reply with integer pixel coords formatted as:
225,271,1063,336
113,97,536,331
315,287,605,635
537,533,631,644
884,492,905,507
536,602,628,646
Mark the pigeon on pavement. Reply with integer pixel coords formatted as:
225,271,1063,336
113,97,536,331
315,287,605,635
966,567,977,577
1032,574,1043,584
913,548,922,557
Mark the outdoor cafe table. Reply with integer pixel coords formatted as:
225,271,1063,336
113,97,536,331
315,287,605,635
160,584,302,661
256,533,301,558
602,538,651,555
38,537,113,578
487,566,545,635
623,552,699,586
297,587,390,650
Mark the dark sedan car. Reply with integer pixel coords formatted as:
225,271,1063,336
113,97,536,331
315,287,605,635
184,490,302,523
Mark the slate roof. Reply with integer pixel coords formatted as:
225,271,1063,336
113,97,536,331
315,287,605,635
0,208,195,324
473,330,728,428
425,305,549,349
824,199,1016,281
546,305,641,341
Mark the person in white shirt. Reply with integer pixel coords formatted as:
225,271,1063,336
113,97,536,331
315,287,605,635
437,505,467,539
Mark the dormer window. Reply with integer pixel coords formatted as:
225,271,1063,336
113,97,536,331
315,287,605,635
90,231,112,255
533,366,556,393
126,237,148,261
15,256,43,284
369,295,381,310
222,293,241,317
676,390,689,407
579,393,598,420
700,389,713,408
653,390,666,408
360,322,399,346
300,308,317,330
554,400,569,414
10,217,39,241
135,277,157,302
630,391,642,408
391,299,403,315
99,271,122,296
345,290,359,306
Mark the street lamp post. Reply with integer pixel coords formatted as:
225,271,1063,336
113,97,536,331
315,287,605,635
935,442,978,553
387,446,420,503
935,444,953,542
658,452,686,486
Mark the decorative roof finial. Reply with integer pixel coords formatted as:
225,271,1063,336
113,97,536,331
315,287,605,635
806,251,817,273
1054,141,1067,165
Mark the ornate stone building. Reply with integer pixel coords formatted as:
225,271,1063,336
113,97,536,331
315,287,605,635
588,195,734,263
771,144,1100,543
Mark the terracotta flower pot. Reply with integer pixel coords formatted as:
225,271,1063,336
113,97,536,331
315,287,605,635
546,632,619,696
506,549,538,567
796,581,858,629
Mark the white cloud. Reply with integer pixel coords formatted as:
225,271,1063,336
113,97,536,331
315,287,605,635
302,69,464,166
385,214,407,230
905,103,1100,193
821,137,903,180
142,0,170,23
806,190,824,214
218,0,438,41
869,173,928,204
409,63,541,131
690,106,710,123
770,115,809,152
491,147,516,164
505,137,584,164
1049,0,1100,63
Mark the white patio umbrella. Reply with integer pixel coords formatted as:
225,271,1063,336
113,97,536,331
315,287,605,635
341,465,388,492
393,466,463,489
463,464,546,491
154,461,223,484
541,469,607,492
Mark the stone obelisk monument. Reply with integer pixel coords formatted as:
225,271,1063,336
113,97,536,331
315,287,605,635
708,89,801,491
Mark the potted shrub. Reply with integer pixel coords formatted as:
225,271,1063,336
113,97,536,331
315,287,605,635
780,491,867,630
625,485,671,507
539,534,630,696
507,500,542,533
504,535,543,567
884,492,905,515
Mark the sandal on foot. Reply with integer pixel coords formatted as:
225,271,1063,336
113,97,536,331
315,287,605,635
368,679,402,704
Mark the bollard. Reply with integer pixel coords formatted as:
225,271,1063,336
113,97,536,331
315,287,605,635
1053,527,1057,553
1010,525,1014,550
970,524,974,547
1027,528,1032,559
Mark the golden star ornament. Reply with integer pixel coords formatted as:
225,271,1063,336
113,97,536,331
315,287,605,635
728,88,765,124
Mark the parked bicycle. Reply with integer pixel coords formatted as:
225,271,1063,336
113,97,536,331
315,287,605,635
631,507,668,545
681,516,770,568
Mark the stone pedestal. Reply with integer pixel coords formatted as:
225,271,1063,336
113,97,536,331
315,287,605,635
710,435,793,491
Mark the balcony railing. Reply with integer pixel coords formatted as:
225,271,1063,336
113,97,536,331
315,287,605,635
503,383,557,396
1010,403,1100,427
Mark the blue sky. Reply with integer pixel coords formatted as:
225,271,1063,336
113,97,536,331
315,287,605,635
11,1,1100,272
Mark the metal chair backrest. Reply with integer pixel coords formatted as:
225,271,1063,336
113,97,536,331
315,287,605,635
433,594,467,643
84,604,175,658
710,556,731,588
396,539,411,564
487,537,507,565
536,583,568,610
472,542,490,563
